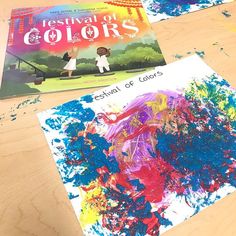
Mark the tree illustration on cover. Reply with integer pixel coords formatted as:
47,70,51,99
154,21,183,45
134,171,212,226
143,0,232,22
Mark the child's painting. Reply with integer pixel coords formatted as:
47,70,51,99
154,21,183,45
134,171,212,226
0,1,165,99
142,0,234,23
38,55,236,235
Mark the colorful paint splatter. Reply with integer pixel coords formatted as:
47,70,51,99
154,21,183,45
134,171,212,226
38,56,236,235
142,0,234,23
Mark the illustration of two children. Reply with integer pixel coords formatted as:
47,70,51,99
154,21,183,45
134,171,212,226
62,46,111,77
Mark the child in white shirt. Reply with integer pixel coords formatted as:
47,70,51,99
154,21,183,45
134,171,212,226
96,47,111,74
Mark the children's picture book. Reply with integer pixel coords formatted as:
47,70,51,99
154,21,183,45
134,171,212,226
0,1,165,99
142,0,233,23
38,55,236,235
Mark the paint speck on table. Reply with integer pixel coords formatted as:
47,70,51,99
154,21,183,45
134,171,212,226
0,95,41,124
173,49,205,60
173,54,184,59
10,114,17,121
16,95,41,109
221,10,231,18
192,48,205,58
212,42,230,57
174,43,230,62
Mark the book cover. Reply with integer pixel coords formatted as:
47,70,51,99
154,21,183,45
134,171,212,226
0,1,165,99
142,0,233,23
38,55,236,235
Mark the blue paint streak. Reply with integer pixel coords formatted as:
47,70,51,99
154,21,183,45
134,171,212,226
154,211,173,227
129,179,145,191
147,148,156,158
147,0,224,17
45,117,62,130
116,184,125,193
122,151,129,156
80,94,94,103
68,192,79,200
156,74,236,210
54,138,61,143
54,100,95,121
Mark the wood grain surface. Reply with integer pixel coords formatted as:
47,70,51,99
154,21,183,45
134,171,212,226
0,1,236,235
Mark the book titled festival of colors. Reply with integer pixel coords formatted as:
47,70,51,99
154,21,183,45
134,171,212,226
38,55,236,235
0,1,165,99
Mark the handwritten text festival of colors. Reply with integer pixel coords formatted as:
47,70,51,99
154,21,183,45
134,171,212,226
94,71,163,101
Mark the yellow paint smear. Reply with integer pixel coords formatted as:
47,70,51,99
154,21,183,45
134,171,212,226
80,182,107,228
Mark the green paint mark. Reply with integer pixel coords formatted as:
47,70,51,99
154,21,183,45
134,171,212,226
173,54,183,59
195,50,205,58
29,95,41,105
0,95,41,123
16,95,41,109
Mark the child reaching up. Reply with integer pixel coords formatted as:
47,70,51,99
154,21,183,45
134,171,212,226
61,46,79,77
96,47,111,74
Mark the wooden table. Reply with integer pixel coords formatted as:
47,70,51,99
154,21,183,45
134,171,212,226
0,1,236,235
